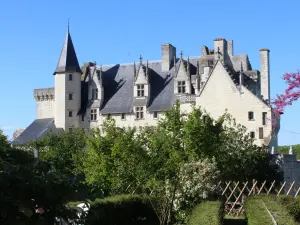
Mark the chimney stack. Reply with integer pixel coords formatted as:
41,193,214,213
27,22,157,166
227,40,233,56
259,48,270,101
161,44,176,72
213,38,226,60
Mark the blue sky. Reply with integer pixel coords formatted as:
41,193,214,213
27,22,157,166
0,0,299,146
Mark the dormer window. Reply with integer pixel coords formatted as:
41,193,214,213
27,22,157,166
178,81,186,94
92,88,98,100
137,84,145,97
68,74,73,81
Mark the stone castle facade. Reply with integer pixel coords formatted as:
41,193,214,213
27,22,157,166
13,29,280,150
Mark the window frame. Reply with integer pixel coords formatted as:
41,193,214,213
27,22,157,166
248,111,254,120
250,131,255,139
121,113,125,120
92,88,98,100
178,81,186,94
259,127,264,139
137,84,145,97
135,106,144,120
262,112,267,125
91,109,97,121
153,111,158,119
68,74,73,81
68,93,73,100
68,110,73,117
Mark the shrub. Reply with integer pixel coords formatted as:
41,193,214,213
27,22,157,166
261,195,296,225
85,195,159,225
277,195,294,206
187,201,224,225
286,196,300,222
244,197,273,225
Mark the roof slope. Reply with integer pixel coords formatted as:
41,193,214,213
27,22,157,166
12,118,62,145
53,31,82,75
80,58,199,114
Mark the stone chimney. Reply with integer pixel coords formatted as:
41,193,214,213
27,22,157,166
161,44,176,72
227,40,233,56
259,48,270,101
213,38,226,61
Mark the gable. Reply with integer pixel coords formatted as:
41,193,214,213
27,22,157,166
175,60,188,80
135,65,147,84
197,61,271,128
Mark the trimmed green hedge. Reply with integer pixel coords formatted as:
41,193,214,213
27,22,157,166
244,197,273,225
261,195,296,225
86,195,159,225
187,201,224,225
276,195,300,222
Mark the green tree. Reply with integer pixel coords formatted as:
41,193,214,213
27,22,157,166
0,130,79,225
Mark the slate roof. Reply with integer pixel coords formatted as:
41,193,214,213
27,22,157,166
53,31,82,75
79,57,200,115
12,118,62,145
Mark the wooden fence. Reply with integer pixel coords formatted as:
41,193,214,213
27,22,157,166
216,180,300,217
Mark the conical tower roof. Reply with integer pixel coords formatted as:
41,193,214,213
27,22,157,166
53,30,82,75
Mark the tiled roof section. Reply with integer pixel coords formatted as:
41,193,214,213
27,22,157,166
12,118,63,145
53,31,82,75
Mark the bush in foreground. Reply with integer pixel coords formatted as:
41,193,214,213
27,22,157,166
276,195,300,222
186,201,224,225
85,195,159,225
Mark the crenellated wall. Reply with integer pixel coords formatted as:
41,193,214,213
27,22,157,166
34,88,55,119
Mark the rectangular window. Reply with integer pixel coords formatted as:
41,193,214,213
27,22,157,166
81,115,84,121
137,84,145,97
107,114,111,119
68,74,73,81
248,111,254,120
121,113,125,120
92,88,98,100
69,127,73,132
178,81,186,94
259,127,264,139
91,109,97,121
153,111,158,119
135,107,144,119
68,93,73,100
262,112,267,125
250,131,255,139
68,110,73,117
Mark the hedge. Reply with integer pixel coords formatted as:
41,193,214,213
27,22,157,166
277,195,300,222
244,197,273,225
261,195,296,225
85,195,159,225
187,201,224,225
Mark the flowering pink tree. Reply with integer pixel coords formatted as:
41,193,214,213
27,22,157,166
271,71,300,131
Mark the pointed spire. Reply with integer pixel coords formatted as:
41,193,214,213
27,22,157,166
139,55,143,64
180,51,183,59
146,60,149,78
53,26,82,75
133,61,136,77
217,47,221,60
239,62,244,86
187,56,190,73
